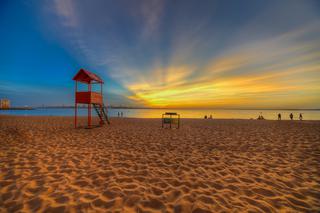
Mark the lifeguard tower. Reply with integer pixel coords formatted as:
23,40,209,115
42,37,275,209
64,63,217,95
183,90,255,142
73,68,110,128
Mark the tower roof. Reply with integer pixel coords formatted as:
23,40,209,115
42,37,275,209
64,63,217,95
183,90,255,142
72,68,104,84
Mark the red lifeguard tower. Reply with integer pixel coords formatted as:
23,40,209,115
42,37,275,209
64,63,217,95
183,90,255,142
73,68,110,128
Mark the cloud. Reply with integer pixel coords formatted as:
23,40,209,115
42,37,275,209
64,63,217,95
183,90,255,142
125,25,320,108
53,0,78,27
140,0,165,38
44,0,320,108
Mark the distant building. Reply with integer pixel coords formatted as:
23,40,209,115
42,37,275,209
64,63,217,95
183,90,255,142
0,99,10,109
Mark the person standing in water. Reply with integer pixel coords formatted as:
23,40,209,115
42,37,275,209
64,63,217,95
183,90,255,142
278,113,281,120
290,113,293,120
299,113,303,121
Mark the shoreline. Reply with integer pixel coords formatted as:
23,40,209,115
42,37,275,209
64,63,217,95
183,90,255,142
1,114,320,121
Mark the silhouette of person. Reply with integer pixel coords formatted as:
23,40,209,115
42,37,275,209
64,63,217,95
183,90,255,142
290,113,293,120
209,114,212,119
117,112,120,117
299,113,303,121
278,113,281,120
121,112,123,117
204,115,207,119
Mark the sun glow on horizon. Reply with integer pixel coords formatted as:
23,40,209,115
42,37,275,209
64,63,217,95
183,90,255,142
124,28,320,108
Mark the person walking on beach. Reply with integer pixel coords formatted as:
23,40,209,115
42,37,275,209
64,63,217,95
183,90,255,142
209,114,212,119
290,113,293,120
117,112,120,117
121,112,123,117
204,115,207,119
278,113,281,120
299,113,303,121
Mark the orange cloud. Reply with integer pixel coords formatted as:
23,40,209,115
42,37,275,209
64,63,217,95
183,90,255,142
112,25,320,108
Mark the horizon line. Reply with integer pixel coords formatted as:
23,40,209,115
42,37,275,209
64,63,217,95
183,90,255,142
9,105,320,111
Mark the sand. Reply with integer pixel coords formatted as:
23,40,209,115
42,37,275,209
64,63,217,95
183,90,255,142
0,115,319,212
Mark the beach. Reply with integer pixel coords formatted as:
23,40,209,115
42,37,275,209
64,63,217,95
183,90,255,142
0,115,319,212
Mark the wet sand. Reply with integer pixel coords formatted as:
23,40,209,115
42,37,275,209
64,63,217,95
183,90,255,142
0,115,319,212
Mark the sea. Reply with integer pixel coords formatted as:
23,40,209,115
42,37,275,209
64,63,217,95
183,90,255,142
1,108,320,120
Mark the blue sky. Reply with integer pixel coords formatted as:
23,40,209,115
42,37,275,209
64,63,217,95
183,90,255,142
1,0,320,108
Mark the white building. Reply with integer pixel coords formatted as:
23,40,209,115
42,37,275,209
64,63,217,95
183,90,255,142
0,99,10,109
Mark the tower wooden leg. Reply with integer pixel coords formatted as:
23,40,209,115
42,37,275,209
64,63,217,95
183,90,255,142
100,104,104,126
88,103,91,128
75,103,77,128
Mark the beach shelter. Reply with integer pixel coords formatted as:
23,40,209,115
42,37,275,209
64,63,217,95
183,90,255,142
73,68,110,128
162,112,180,129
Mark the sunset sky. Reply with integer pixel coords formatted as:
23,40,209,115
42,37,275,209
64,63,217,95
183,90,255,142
1,0,320,108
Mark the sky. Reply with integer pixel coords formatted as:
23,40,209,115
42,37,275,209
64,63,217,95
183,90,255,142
1,0,320,108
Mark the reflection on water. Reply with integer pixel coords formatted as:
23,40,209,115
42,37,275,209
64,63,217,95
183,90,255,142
1,108,319,120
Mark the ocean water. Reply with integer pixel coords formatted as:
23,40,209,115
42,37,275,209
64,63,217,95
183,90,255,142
1,108,319,120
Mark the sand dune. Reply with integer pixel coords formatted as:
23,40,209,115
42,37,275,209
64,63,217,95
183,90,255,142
0,115,319,212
